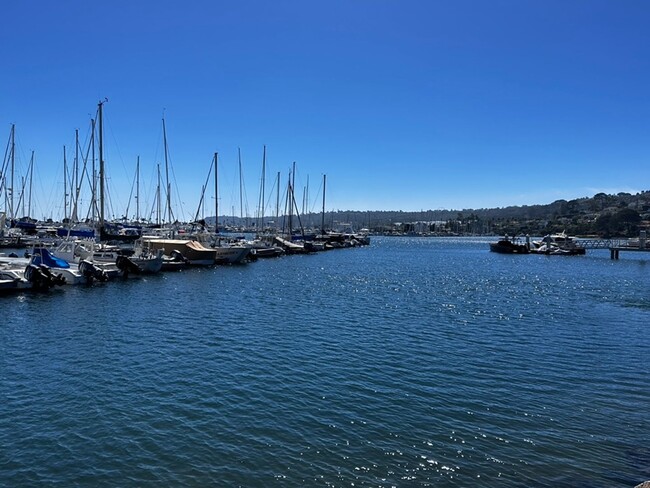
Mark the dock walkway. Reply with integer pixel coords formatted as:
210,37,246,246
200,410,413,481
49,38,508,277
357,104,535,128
576,236,650,259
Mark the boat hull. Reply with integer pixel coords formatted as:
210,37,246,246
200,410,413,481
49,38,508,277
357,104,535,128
142,239,217,266
213,246,251,264
489,240,529,254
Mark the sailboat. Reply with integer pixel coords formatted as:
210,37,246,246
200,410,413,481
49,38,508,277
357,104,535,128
271,163,313,254
246,147,285,258
94,101,141,243
191,152,252,264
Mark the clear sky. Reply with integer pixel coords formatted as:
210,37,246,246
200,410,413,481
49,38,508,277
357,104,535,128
1,0,649,222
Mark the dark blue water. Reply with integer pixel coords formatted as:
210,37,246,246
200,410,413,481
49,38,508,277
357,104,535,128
2,237,649,487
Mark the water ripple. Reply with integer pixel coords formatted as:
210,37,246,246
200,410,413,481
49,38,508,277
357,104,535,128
1,238,649,486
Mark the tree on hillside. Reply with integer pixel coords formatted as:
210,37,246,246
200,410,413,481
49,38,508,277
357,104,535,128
595,208,641,237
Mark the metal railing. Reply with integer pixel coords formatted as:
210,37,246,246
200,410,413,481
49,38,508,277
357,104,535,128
576,238,636,249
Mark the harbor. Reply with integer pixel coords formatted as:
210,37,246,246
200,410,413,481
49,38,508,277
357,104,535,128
2,2,650,485
3,226,648,295
1,101,372,294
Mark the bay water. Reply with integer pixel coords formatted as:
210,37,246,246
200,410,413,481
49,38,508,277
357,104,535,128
1,237,649,486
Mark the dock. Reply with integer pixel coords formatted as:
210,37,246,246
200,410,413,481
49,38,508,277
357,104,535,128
608,246,650,260
578,231,649,259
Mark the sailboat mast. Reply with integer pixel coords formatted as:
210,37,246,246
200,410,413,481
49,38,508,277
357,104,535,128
72,128,79,222
303,175,309,217
20,176,25,217
63,145,68,223
238,147,243,223
162,117,173,225
28,151,34,218
259,145,266,231
136,155,140,221
292,161,296,200
287,171,293,237
275,171,280,224
9,124,14,220
156,163,161,227
98,100,105,228
214,152,219,233
90,118,96,223
291,161,296,236
321,174,326,234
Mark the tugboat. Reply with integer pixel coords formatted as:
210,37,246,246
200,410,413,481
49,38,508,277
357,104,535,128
489,235,530,254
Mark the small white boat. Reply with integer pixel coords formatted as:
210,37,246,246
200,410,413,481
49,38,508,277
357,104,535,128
0,262,66,290
531,232,586,255
55,238,162,277
30,246,110,284
0,267,31,290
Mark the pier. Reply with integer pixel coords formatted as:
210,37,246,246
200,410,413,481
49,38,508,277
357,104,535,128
608,246,650,260
577,231,649,259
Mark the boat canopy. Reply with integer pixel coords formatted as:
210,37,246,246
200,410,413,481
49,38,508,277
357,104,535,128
30,247,71,269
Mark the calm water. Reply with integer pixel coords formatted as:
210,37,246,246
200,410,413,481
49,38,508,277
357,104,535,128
1,237,649,487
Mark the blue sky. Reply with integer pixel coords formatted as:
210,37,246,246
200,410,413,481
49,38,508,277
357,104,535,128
1,1,649,221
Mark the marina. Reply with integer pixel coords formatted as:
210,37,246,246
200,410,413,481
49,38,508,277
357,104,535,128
0,231,370,294
1,3,649,486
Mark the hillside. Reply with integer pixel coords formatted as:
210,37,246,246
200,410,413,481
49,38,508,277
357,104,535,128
358,191,650,237
260,191,650,237
209,190,649,238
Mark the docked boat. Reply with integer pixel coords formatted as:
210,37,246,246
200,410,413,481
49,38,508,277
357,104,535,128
489,235,530,254
0,275,21,292
140,238,217,266
132,238,185,272
0,261,66,290
248,239,285,258
0,267,32,291
53,239,161,278
52,239,118,278
273,236,311,254
30,245,110,284
125,246,165,274
531,232,586,255
212,245,252,264
160,251,190,272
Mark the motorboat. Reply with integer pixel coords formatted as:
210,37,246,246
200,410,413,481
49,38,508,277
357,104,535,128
489,235,530,254
30,245,110,284
139,238,217,266
531,232,586,255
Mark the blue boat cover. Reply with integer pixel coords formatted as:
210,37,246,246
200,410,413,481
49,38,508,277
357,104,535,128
31,247,71,269
56,227,95,238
